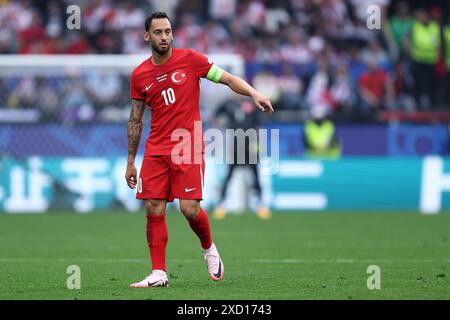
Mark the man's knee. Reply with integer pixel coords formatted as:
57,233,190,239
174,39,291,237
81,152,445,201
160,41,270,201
146,199,166,215
180,200,201,220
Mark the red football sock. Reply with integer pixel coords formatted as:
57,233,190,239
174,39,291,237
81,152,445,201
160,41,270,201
188,208,213,249
146,214,168,272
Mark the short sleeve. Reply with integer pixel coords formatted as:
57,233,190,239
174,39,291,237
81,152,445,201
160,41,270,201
130,71,145,101
189,49,213,78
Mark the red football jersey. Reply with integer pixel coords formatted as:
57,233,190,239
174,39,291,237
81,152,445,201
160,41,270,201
130,48,213,156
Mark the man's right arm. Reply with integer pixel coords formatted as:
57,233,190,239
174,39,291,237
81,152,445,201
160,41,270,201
125,99,145,189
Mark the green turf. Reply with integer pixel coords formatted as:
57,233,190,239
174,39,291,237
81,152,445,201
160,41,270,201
0,211,449,300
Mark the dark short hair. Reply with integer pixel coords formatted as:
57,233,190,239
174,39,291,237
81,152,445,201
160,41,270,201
145,12,171,31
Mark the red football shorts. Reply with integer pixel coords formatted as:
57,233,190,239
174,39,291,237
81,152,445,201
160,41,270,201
136,154,205,202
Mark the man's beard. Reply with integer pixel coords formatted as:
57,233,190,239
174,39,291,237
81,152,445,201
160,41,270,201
151,41,171,55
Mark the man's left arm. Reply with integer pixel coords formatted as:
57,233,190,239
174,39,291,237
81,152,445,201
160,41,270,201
218,71,274,113
189,49,273,112
205,63,273,113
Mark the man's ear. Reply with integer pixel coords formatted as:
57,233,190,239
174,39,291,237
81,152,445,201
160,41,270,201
144,32,150,42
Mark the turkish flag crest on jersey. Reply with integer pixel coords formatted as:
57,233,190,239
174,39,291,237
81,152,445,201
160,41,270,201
171,69,187,85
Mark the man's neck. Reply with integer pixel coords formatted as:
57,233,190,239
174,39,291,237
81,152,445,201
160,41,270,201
151,47,173,65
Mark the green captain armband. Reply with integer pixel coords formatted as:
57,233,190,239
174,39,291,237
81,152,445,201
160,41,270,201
206,64,224,83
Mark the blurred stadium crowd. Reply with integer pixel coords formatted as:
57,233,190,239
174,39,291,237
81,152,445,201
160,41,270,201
0,0,449,124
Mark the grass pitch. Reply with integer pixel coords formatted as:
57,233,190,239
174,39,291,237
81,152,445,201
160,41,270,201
0,211,449,300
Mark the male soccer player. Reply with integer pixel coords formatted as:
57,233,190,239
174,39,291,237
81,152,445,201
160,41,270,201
125,12,273,288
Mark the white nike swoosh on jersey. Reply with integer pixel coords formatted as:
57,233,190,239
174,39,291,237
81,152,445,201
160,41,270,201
185,188,196,192
145,83,154,91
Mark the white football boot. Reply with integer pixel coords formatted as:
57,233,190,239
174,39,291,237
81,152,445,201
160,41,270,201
129,270,169,288
202,243,224,281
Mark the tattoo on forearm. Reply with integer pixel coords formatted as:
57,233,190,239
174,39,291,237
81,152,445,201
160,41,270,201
128,99,145,157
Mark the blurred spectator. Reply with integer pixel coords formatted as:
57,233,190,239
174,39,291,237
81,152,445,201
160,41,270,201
255,38,282,63
305,58,333,113
208,0,236,24
346,46,367,84
204,19,232,53
389,1,413,59
1,0,34,33
121,26,147,54
9,76,36,109
264,1,290,35
308,30,326,56
61,75,95,123
241,0,267,36
65,33,91,54
357,59,395,119
280,28,313,64
339,8,373,46
359,38,390,67
303,105,341,158
83,0,113,35
174,13,207,52
34,76,59,122
86,69,121,110
252,66,281,107
290,0,313,28
44,0,65,39
405,9,441,109
112,0,145,30
319,0,348,37
0,17,17,53
329,63,354,114
94,30,122,54
19,9,46,53
176,0,207,21
392,61,415,111
277,64,304,110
